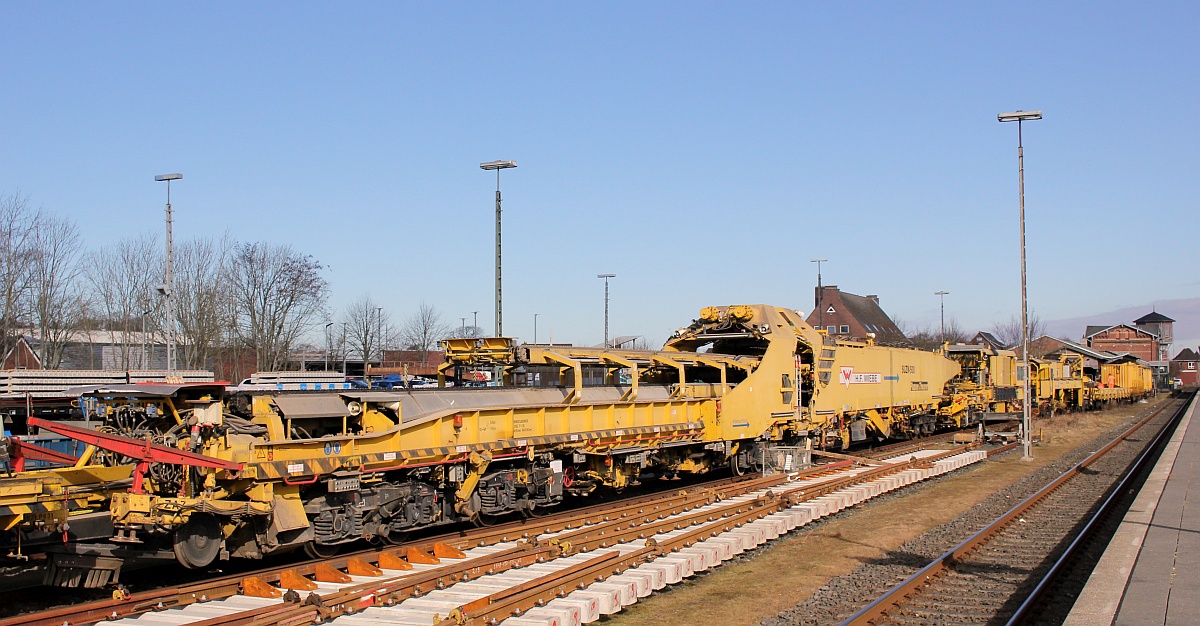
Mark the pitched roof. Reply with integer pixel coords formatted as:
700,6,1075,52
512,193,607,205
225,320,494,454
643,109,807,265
972,331,1006,349
1085,323,1158,339
1134,311,1175,324
1033,335,1115,362
1174,348,1200,361
835,291,907,343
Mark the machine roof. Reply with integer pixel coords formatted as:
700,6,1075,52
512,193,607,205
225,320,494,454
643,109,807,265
69,382,227,398
272,394,351,419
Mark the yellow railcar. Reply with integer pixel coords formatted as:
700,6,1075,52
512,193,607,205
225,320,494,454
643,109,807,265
10,304,966,576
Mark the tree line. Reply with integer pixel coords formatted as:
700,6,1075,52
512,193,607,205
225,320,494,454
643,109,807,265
894,313,1048,351
0,192,460,377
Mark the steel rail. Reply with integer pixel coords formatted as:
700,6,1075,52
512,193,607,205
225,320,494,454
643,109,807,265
1006,391,1196,624
839,395,1188,626
48,446,970,626
6,431,977,626
0,472,767,626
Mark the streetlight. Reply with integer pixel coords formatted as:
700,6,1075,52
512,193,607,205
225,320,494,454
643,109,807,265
811,259,827,330
341,322,348,375
534,313,540,344
597,274,616,348
473,311,479,337
935,291,950,344
325,322,333,371
461,317,467,337
375,307,383,363
999,108,1042,462
154,173,182,374
480,160,517,337
140,309,152,369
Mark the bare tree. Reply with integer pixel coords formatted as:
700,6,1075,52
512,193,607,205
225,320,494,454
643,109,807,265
228,242,328,371
342,294,389,363
990,312,1047,348
0,193,40,357
84,232,162,369
399,302,451,365
174,235,235,370
903,317,969,351
29,213,84,368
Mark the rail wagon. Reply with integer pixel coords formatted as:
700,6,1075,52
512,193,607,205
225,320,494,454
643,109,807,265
4,304,968,583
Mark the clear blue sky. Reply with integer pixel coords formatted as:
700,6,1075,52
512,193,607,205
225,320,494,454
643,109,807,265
2,3,1196,347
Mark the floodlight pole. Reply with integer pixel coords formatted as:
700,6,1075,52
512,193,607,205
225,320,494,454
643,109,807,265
154,173,182,374
935,291,950,344
811,259,827,329
597,275,615,348
480,160,517,337
999,109,1042,462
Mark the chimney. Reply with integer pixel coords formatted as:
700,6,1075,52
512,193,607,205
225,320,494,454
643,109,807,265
865,294,879,304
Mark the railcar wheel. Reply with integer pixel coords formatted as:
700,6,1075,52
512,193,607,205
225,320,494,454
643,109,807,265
730,454,745,476
522,502,548,518
472,512,506,527
303,541,342,559
173,514,222,569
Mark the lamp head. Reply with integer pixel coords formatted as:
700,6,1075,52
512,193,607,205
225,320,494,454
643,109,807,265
998,110,1042,122
154,173,183,182
480,160,517,171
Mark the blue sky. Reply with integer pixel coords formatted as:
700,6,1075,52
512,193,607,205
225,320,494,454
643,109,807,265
2,3,1197,348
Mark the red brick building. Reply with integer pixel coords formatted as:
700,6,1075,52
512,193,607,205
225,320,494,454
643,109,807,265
1171,348,1199,386
805,286,907,344
1084,324,1159,362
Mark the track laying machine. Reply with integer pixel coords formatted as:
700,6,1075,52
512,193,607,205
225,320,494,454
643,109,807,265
0,303,1141,586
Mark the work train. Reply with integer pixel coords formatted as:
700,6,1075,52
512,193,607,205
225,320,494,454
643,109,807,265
0,304,1153,586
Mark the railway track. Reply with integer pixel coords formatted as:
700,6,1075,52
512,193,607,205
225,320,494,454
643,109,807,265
6,436,1002,626
840,392,1194,626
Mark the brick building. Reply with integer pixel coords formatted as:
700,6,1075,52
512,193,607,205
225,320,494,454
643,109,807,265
1171,348,1199,386
804,286,907,344
1133,311,1174,362
1084,324,1160,363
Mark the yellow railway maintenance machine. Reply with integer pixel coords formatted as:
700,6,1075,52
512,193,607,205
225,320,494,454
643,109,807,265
9,304,965,581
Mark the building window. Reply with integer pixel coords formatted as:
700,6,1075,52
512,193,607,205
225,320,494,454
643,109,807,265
840,325,850,334
1189,362,1196,370
827,325,837,334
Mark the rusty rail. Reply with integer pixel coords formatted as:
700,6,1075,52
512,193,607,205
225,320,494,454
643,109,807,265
5,432,976,626
840,395,1189,625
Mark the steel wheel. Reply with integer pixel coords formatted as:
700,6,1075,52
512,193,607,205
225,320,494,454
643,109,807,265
303,541,342,559
173,514,222,569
